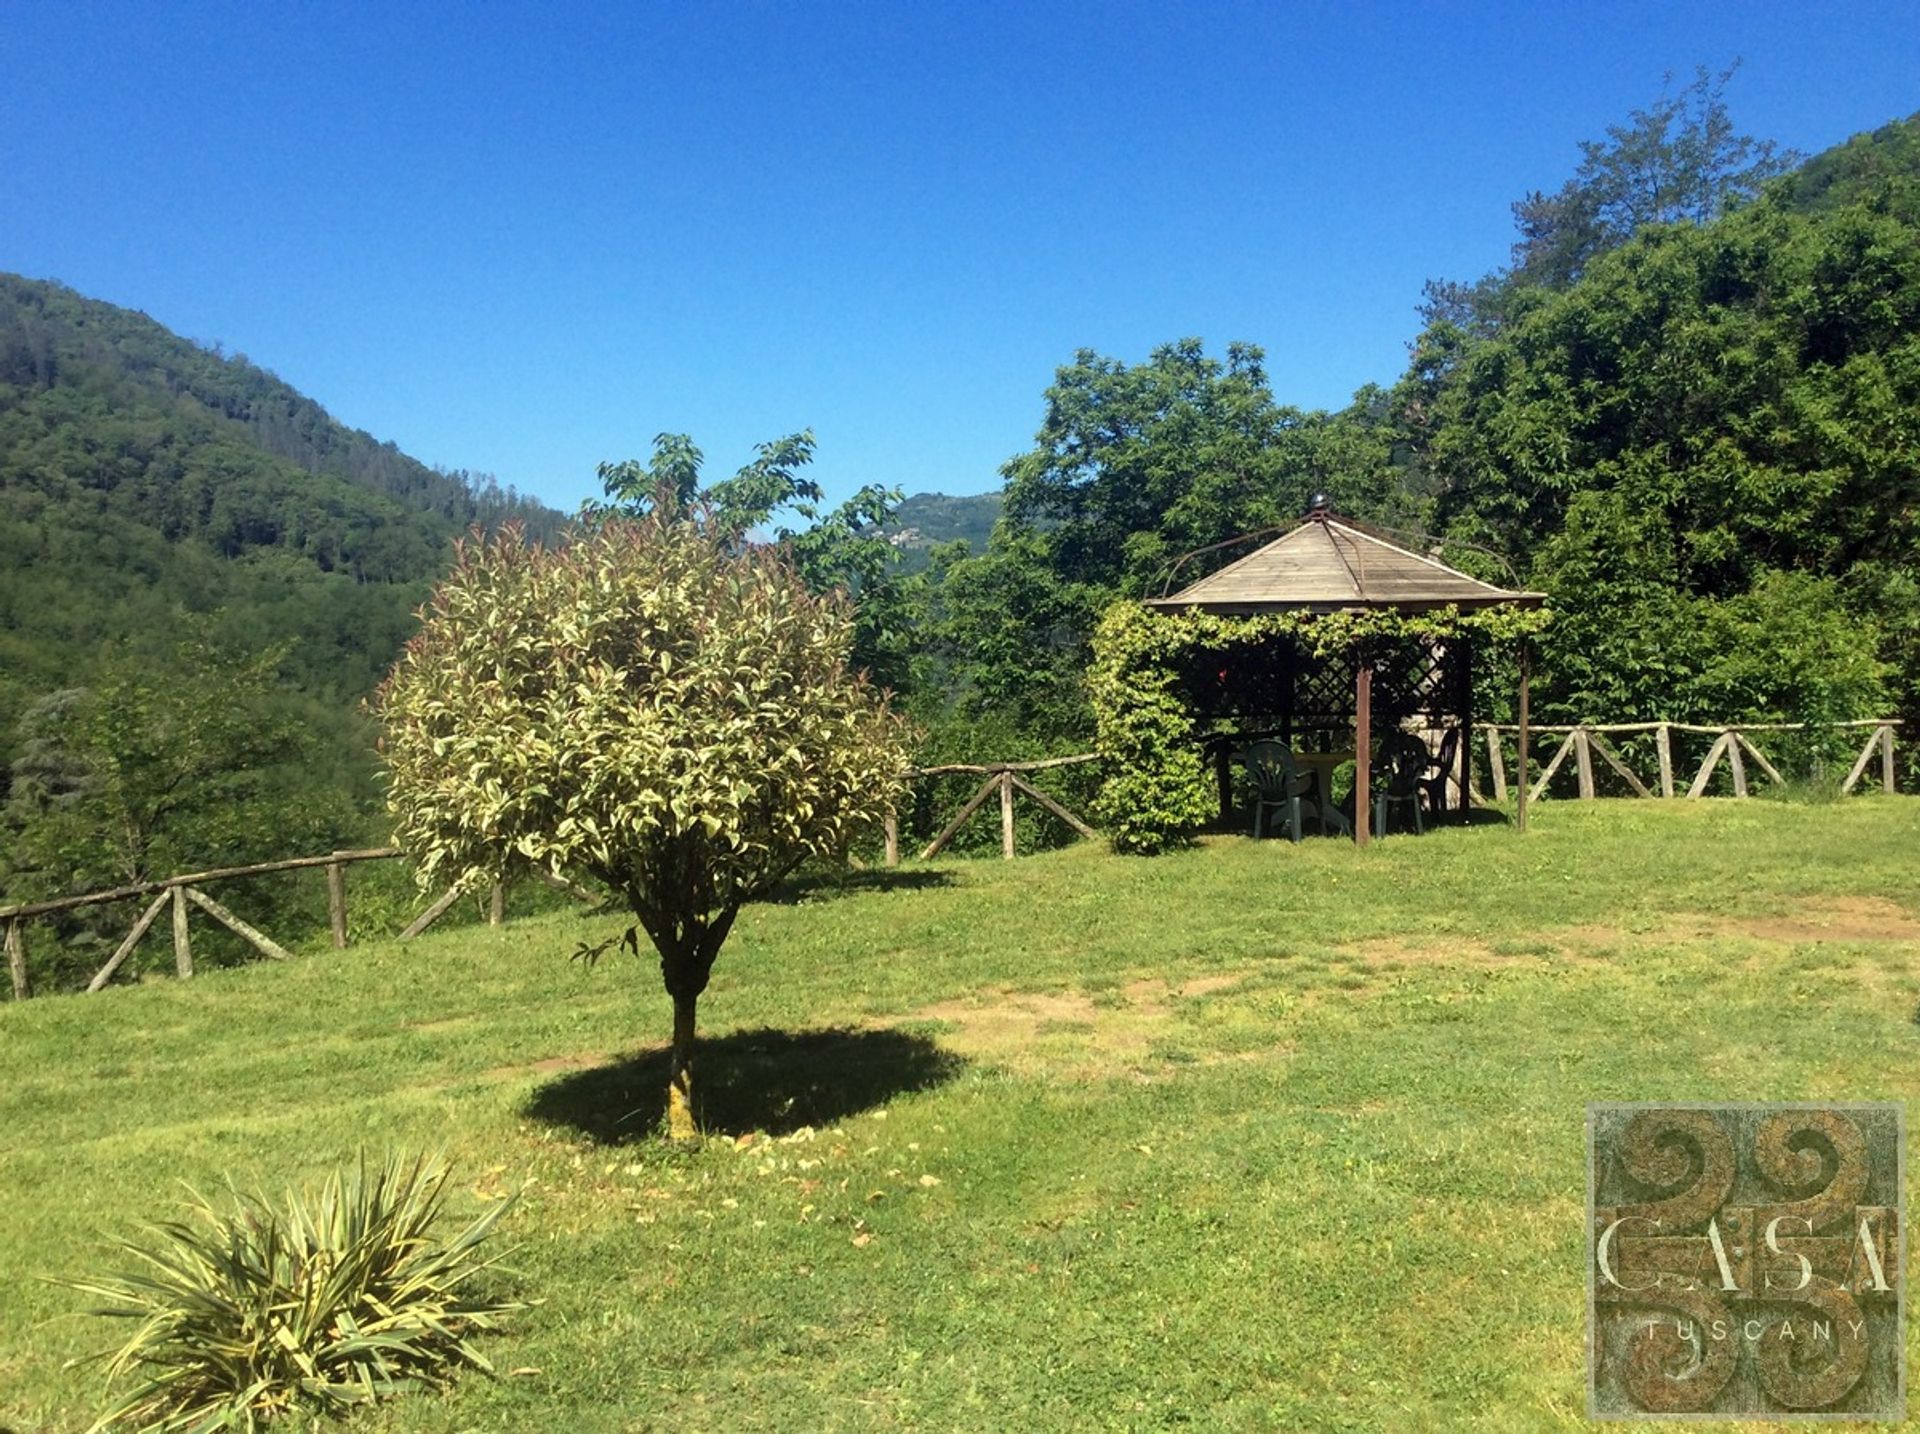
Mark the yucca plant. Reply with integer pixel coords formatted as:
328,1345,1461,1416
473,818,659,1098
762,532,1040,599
59,1153,520,1432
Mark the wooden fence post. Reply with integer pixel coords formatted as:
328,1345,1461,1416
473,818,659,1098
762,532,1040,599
999,771,1016,859
1011,775,1099,840
6,919,27,1001
400,887,462,940
1884,724,1898,795
326,859,348,949
1687,733,1731,798
183,887,293,962
1529,730,1579,802
1515,640,1529,833
1733,732,1784,788
1656,723,1674,799
1587,730,1653,799
1485,728,1507,803
1354,660,1373,847
171,885,192,979
1573,728,1596,799
920,775,1002,860
883,811,899,867
1726,732,1748,797
86,892,171,993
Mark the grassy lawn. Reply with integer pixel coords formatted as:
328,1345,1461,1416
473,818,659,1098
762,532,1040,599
3,799,1918,1431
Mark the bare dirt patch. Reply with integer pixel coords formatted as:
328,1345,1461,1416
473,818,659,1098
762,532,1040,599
906,972,1257,1077
892,896,1920,1080
1718,895,1920,945
912,990,1128,1066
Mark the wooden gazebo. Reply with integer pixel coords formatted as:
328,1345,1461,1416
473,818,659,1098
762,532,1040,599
1140,505,1545,845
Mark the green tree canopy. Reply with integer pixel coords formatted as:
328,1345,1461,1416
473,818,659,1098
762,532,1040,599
1000,340,1404,596
1420,174,1917,730
592,431,921,691
1420,66,1797,334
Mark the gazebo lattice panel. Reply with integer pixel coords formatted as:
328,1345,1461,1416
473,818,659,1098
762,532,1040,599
1179,635,1470,734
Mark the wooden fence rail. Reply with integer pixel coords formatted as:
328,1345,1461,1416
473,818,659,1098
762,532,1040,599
1477,720,1900,804
904,756,1103,862
0,847,550,1002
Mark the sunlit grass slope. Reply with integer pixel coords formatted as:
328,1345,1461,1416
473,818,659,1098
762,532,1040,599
3,799,1918,1431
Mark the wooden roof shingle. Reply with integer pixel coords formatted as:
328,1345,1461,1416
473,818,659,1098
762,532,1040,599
1144,516,1544,614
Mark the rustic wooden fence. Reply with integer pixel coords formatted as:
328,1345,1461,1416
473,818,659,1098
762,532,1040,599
6,725,1902,1002
0,848,601,1002
0,757,1108,1001
890,753,1103,863
1478,719,1900,803
3,848,393,1001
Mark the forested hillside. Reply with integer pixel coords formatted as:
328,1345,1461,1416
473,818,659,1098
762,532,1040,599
1411,103,1920,736
0,275,559,936
0,276,554,720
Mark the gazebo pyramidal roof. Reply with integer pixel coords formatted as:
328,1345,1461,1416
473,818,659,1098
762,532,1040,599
1144,510,1545,615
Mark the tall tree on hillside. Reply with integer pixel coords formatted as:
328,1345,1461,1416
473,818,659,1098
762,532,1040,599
1421,65,1796,332
591,431,918,690
938,341,1406,736
0,638,336,894
999,340,1403,595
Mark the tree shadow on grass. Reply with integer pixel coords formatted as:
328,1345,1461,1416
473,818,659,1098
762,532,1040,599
765,866,957,905
523,1026,966,1143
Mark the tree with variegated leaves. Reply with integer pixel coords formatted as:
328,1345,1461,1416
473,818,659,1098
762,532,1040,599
374,493,910,1140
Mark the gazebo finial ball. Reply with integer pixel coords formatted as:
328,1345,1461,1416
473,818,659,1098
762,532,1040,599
1307,492,1331,517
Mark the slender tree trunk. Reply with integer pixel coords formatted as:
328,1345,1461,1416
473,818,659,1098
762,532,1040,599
667,991,699,1142
641,899,736,1145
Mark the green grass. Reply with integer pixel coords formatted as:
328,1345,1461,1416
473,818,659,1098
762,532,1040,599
4,799,1919,1431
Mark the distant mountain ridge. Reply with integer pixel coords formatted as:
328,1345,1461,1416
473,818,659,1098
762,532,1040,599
0,274,553,539
0,273,561,762
884,490,1001,566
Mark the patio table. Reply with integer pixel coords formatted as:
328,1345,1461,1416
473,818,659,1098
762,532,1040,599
1289,749,1355,833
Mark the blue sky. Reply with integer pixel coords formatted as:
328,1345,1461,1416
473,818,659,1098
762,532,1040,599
4,2,1917,511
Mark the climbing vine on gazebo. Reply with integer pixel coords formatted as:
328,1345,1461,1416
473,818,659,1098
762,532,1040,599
1089,600,1553,854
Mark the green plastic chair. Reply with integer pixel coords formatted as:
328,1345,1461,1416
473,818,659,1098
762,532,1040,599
1371,732,1429,838
1243,741,1314,842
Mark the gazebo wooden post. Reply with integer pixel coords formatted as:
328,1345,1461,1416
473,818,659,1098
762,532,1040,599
1516,637,1531,834
1354,655,1373,847
1447,636,1470,815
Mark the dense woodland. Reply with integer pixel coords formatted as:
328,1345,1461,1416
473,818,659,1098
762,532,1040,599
4,75,1917,984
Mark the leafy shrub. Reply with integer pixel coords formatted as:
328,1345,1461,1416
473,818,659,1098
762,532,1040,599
60,1153,519,1432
